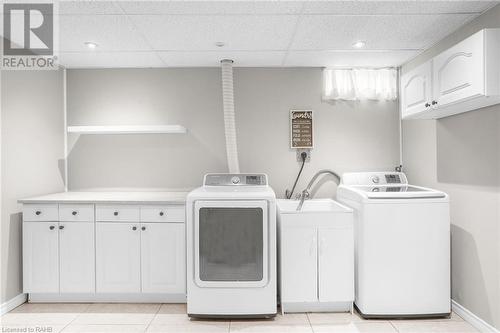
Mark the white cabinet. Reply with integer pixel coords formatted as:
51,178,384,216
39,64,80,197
23,201,186,301
278,211,354,313
318,228,354,303
141,223,185,293
23,222,59,293
59,222,95,293
432,30,485,108
96,223,141,293
401,29,500,119
280,226,317,303
401,61,433,118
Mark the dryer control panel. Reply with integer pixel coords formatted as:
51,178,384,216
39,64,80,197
341,172,408,186
204,174,268,186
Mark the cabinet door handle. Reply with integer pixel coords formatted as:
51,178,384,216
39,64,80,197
72,211,78,216
132,226,137,231
141,226,146,231
159,211,164,216
35,211,42,215
113,211,119,216
49,225,55,230
425,103,431,107
432,100,438,105
310,236,317,256
59,225,64,230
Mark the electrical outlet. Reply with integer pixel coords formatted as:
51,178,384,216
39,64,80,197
296,149,311,162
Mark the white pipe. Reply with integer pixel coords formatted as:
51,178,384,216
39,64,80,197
221,59,240,173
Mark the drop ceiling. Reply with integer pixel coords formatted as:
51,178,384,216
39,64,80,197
50,1,500,68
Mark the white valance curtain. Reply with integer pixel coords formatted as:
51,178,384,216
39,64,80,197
323,68,398,101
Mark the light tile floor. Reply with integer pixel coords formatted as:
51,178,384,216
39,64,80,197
0,303,478,333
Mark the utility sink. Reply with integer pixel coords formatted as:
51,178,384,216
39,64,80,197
276,198,355,313
277,198,353,214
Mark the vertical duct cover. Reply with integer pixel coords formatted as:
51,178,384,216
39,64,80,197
221,59,240,173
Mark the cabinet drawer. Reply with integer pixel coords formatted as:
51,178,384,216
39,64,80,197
23,204,58,222
59,204,94,222
140,205,185,223
96,205,140,222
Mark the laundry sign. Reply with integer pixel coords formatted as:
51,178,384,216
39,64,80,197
290,110,313,149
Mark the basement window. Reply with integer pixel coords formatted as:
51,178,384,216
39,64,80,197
323,68,397,101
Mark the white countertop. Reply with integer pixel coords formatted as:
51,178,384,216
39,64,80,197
18,191,189,204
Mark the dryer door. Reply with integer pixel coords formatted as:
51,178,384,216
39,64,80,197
194,200,269,288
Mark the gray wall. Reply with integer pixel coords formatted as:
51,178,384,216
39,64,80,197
1,70,65,304
401,4,500,329
67,68,400,197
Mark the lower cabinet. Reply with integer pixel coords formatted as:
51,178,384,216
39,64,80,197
141,223,185,293
95,222,186,294
23,221,95,293
23,203,187,299
23,222,59,293
59,222,95,293
96,223,142,293
279,222,354,312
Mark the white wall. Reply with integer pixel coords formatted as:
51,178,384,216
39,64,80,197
1,70,65,304
67,67,400,197
401,4,500,329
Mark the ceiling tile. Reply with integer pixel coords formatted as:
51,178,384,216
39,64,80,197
302,1,497,15
118,1,304,15
59,15,151,52
285,50,421,67
291,14,476,50
130,15,298,51
158,51,286,67
58,52,165,68
59,1,124,15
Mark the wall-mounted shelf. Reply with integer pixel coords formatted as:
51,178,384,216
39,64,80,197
67,125,187,135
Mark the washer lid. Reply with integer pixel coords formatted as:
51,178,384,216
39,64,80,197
354,185,446,199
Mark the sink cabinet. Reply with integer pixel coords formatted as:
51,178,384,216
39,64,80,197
277,199,354,313
22,201,186,302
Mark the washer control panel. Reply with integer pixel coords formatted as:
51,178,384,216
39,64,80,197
341,172,408,186
204,174,268,186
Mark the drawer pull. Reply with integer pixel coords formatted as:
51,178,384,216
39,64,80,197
141,226,146,231
132,226,137,231
113,211,119,216
59,225,65,230
72,211,78,216
35,211,42,216
159,211,164,216
49,225,55,230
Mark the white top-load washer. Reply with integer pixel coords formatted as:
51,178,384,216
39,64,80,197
337,172,450,318
186,174,276,318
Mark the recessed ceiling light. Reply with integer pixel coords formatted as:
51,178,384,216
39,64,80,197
215,41,225,48
84,41,98,49
352,41,366,49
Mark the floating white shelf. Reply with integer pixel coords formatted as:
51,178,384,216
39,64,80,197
67,125,187,135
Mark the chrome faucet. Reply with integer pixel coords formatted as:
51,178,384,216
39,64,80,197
296,169,341,211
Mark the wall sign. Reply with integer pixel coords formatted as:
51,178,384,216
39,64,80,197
290,110,313,149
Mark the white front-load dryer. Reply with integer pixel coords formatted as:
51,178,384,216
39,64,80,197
186,174,276,318
337,172,450,319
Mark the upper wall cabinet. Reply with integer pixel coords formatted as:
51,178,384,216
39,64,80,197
401,29,500,119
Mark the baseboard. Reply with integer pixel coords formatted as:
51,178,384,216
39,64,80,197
28,293,186,303
452,300,499,333
0,293,27,315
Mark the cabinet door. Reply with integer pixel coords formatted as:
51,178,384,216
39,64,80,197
318,227,354,302
59,222,95,293
141,223,185,293
23,222,59,293
432,30,485,107
96,222,141,293
280,226,317,302
401,61,432,118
